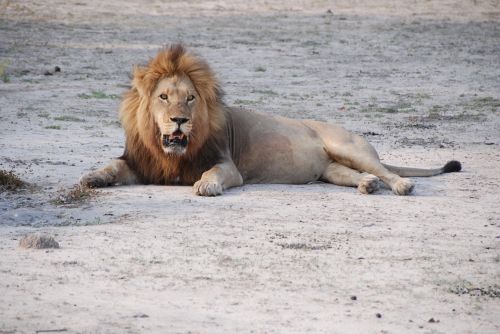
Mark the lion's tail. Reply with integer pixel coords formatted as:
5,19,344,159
382,160,462,177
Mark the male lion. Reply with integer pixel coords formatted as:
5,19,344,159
80,44,461,196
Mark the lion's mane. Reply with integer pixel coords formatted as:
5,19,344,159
119,44,228,185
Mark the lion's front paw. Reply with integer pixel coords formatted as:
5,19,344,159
391,178,414,196
193,179,223,196
358,174,379,194
79,171,109,188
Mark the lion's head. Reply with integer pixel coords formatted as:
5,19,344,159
122,44,224,158
119,45,227,184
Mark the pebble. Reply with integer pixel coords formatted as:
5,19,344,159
19,234,59,249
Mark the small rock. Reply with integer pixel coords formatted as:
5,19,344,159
363,131,381,136
19,234,59,249
350,295,357,301
43,70,53,76
428,317,439,323
54,66,61,72
325,9,333,15
376,313,382,318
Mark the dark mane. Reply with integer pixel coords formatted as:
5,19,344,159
120,120,227,185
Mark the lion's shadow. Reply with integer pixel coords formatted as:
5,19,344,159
223,178,446,197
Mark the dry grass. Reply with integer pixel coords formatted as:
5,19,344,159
277,242,332,251
0,169,25,191
449,281,500,298
51,185,97,206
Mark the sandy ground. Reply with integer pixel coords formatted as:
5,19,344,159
1,0,500,333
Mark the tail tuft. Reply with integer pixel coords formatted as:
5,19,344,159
443,160,461,173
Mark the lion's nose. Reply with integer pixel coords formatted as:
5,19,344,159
170,117,189,126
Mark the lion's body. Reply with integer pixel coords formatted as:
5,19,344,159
229,110,329,184
80,45,461,196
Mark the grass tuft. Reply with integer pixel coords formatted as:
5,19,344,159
51,185,97,206
0,60,10,83
53,115,85,122
78,90,120,99
278,242,332,251
0,170,25,191
449,281,500,298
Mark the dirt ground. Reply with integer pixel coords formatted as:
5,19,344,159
1,0,499,333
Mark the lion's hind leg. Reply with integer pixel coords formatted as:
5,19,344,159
325,144,414,196
305,121,414,195
322,162,380,194
80,159,138,188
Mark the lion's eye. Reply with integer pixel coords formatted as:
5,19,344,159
187,95,195,102
159,93,168,100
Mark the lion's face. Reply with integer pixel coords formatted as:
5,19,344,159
150,75,208,155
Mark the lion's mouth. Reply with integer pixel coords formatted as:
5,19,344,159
162,130,188,148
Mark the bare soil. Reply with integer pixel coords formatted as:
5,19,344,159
1,1,499,333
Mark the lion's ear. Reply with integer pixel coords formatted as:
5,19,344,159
132,66,151,98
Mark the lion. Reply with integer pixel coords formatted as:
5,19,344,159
80,44,461,196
